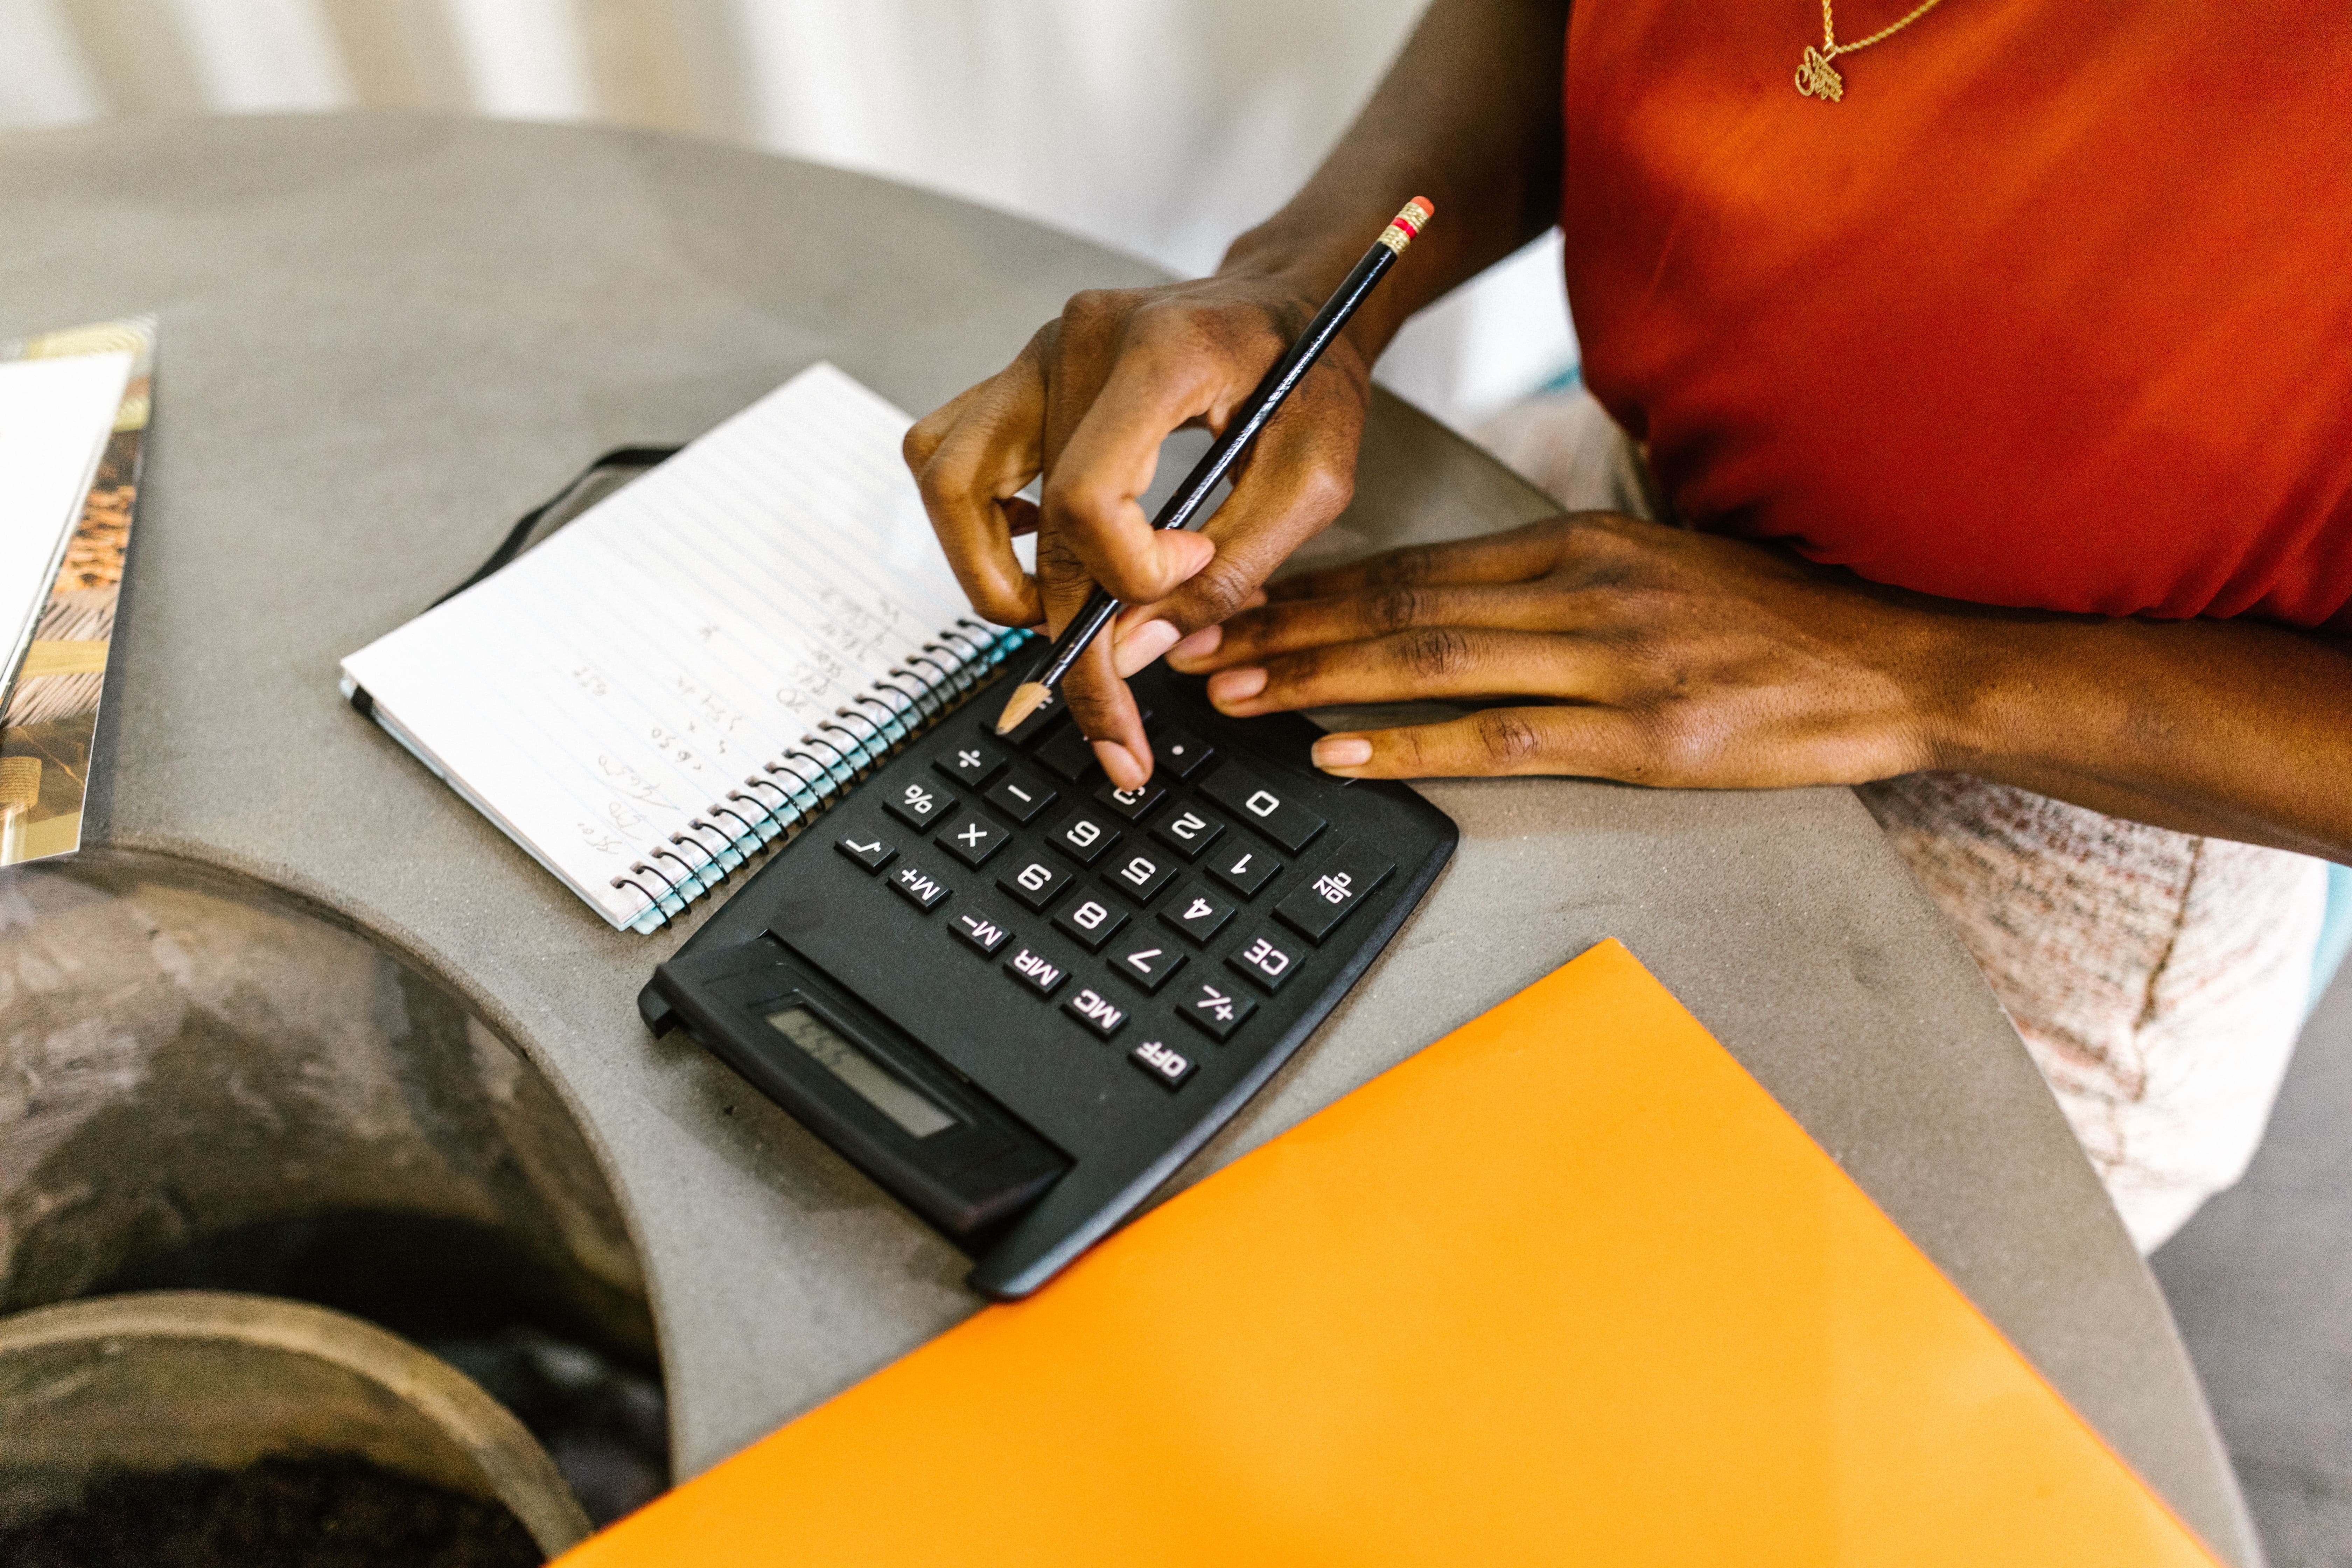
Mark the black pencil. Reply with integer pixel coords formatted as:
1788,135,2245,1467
993,195,1435,736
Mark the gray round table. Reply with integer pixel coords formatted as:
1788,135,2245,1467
0,113,2253,1561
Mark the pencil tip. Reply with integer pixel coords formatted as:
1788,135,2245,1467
994,682,1050,736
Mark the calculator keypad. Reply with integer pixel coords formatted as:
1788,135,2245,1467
837,699,1423,1102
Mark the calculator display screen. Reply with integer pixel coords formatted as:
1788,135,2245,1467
765,1004,956,1139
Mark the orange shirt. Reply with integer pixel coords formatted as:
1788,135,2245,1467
1560,1,2352,630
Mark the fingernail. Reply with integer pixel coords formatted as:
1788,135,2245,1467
1112,618,1182,679
1092,740,1148,790
1312,736,1373,770
1166,624,1222,668
1206,667,1267,706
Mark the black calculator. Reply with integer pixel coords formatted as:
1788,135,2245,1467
639,660,1457,1297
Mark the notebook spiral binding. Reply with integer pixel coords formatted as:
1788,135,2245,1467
611,617,1034,934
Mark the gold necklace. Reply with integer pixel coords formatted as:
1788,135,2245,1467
1795,0,1948,102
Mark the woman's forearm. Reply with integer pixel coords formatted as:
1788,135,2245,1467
1927,611,2352,861
1220,0,1573,358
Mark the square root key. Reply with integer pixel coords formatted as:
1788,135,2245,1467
835,833,897,874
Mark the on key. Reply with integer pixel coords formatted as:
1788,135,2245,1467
1199,765,1325,853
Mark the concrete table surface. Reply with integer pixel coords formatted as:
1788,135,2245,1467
0,113,2252,1561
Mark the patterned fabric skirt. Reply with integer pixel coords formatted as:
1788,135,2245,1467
1477,390,2330,1251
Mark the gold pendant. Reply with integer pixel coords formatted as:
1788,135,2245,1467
1795,45,1845,101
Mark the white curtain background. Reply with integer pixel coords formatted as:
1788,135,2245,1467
0,0,1578,429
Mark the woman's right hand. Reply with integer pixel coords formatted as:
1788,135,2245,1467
902,269,1372,788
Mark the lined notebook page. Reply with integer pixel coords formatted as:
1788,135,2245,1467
342,363,995,930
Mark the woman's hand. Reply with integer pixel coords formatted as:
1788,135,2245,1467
903,272,1370,788
1166,512,1954,786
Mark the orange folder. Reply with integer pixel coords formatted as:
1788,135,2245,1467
565,939,2219,1566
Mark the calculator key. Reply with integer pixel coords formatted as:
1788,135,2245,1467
1129,1037,1197,1090
1204,841,1281,899
1032,722,1102,782
1176,980,1257,1042
1159,881,1237,945
1274,842,1397,943
986,773,1058,824
933,741,1005,790
887,861,952,912
835,833,896,874
949,908,1014,956
1227,928,1303,993
1093,779,1167,821
1199,766,1325,853
1063,985,1129,1039
1003,945,1068,997
883,780,956,831
936,814,1009,868
1148,726,1216,780
997,686,1068,747
997,856,1074,911
1048,811,1121,866
1102,848,1177,903
1054,894,1129,952
1149,806,1227,861
1110,938,1187,993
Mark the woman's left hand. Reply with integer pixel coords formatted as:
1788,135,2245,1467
1164,511,1957,786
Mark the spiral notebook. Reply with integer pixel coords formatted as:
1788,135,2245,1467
340,364,1028,933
